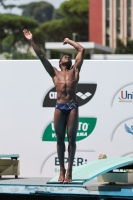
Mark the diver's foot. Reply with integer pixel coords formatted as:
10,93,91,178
58,168,66,183
64,170,72,183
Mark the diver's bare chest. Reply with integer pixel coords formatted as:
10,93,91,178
56,71,75,81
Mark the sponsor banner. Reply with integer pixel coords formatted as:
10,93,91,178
42,117,97,142
111,118,133,142
43,84,97,107
41,151,97,177
110,118,133,156
0,60,133,177
112,83,133,106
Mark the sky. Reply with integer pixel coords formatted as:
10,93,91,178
0,0,67,15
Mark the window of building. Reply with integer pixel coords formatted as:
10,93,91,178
116,0,120,7
116,20,121,34
127,0,131,38
127,29,131,38
105,0,110,46
105,0,110,8
106,33,110,46
105,0,110,19
116,0,121,35
127,9,131,18
127,0,131,7
117,9,120,18
127,19,131,27
106,9,109,18
106,20,110,28
116,0,121,18
116,20,120,28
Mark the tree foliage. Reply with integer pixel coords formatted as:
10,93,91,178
41,0,89,42
115,38,126,54
115,38,133,54
4,4,16,9
0,14,39,53
0,0,89,59
31,27,46,50
52,8,64,20
18,1,54,23
0,14,38,33
60,0,88,20
40,19,69,42
126,39,133,53
0,0,16,8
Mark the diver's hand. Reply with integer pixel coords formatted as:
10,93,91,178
23,29,33,40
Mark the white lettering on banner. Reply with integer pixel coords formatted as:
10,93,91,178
55,92,57,99
52,133,56,138
51,122,55,131
51,122,88,135
77,132,87,137
49,92,54,99
78,122,82,130
78,122,89,131
82,123,88,131
49,92,57,99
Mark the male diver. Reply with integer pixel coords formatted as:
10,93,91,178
23,29,85,183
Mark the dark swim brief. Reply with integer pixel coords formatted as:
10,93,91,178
55,102,78,114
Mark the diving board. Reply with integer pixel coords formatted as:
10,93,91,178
0,154,19,159
48,157,133,184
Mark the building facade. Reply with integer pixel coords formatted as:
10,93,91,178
89,0,133,48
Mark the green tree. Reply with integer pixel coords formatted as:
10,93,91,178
41,0,89,42
40,19,70,42
19,1,54,23
31,27,46,51
59,0,88,41
0,0,16,8
12,48,37,60
115,38,133,54
115,38,126,54
0,14,39,55
126,39,133,53
0,14,38,37
60,0,88,20
52,8,64,20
